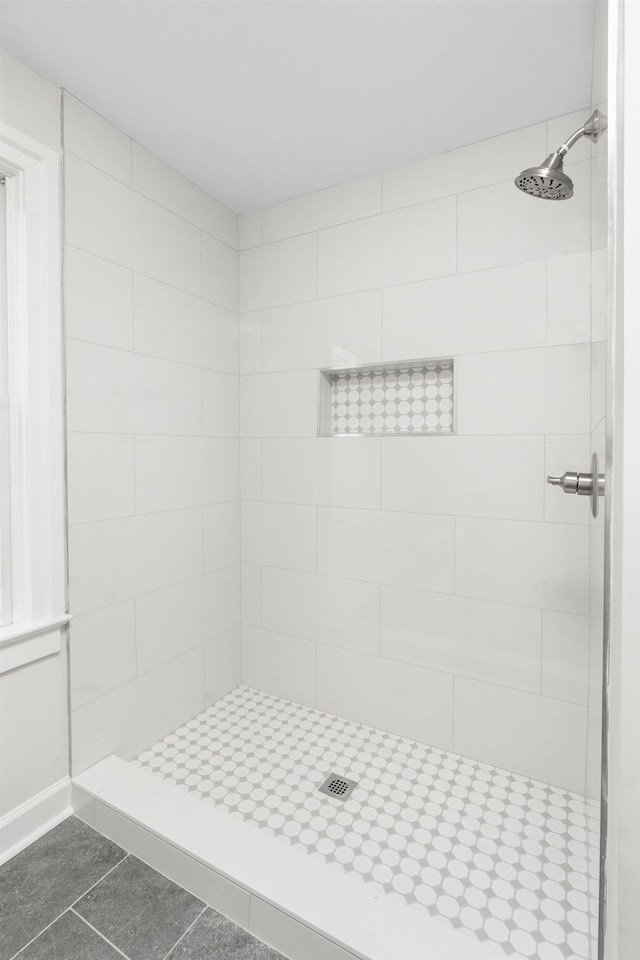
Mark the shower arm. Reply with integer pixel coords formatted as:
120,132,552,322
554,108,608,160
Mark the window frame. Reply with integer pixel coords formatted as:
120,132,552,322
0,118,69,672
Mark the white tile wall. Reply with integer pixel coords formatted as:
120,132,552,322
455,517,590,614
135,566,240,674
453,677,588,793
240,234,317,312
133,274,237,373
381,436,544,521
316,645,453,748
262,290,382,372
317,197,456,297
381,261,547,359
317,507,455,592
380,587,542,692
66,246,133,350
64,94,240,771
262,438,381,509
262,173,382,243
239,109,600,791
65,153,202,295
456,344,590,435
261,567,380,654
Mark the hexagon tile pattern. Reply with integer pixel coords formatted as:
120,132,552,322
134,686,599,960
328,360,454,435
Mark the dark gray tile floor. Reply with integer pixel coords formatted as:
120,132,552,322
0,817,285,960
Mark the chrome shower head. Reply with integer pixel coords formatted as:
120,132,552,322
514,108,607,201
515,154,574,200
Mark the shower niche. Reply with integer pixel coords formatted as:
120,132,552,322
318,358,455,437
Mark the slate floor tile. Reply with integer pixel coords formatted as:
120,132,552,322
0,817,126,960
15,909,123,960
166,909,285,960
75,855,204,960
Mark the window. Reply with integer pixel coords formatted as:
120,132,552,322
0,116,68,670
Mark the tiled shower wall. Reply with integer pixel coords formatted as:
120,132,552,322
238,110,607,796
64,94,241,771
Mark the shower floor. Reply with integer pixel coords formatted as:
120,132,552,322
133,685,599,960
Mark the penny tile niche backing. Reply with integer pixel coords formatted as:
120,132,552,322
319,359,455,437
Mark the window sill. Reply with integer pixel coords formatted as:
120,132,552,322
0,615,70,674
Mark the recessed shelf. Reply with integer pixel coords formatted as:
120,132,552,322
319,359,455,437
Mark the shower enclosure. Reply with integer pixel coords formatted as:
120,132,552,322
65,11,610,960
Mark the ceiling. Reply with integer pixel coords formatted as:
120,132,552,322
0,1,596,212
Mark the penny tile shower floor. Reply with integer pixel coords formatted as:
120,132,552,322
134,686,599,960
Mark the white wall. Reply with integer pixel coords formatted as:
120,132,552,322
239,111,603,795
63,94,241,772
0,51,69,846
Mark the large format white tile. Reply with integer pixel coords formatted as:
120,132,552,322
202,370,239,437
67,340,202,435
456,517,590,614
205,626,242,703
204,502,241,571
381,587,542,692
238,209,262,250
381,262,546,360
262,173,382,243
542,610,589,705
381,436,544,521
240,234,317,312
547,252,591,346
135,437,238,513
71,647,205,772
241,501,317,572
240,439,262,500
133,274,238,374
453,677,587,792
456,344,590,435
67,433,135,524
65,153,201,294
68,507,203,614
383,122,547,210
262,290,381,372
262,438,381,509
318,197,456,297
132,143,237,246
457,160,590,272
317,508,455,592
64,94,132,183
70,601,137,710
202,232,239,311
241,564,262,628
316,645,453,748
239,312,262,374
242,626,316,706
544,435,592,524
135,566,240,674
240,371,318,437
261,567,379,655
66,246,133,350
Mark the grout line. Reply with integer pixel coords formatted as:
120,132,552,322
67,334,238,376
8,853,130,960
159,905,208,960
69,908,132,959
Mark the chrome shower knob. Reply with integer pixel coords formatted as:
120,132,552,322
546,453,605,518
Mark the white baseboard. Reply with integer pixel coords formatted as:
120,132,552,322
0,777,72,865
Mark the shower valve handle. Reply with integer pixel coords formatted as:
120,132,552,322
546,453,605,518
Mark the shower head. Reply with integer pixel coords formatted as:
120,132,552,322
514,108,607,200
515,155,574,200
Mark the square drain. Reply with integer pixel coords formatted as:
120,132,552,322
319,773,358,800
